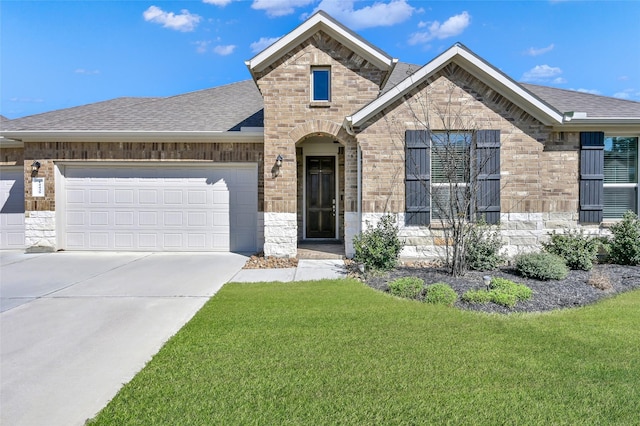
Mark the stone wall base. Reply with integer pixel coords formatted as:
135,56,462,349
263,212,297,258
349,211,609,261
25,211,56,252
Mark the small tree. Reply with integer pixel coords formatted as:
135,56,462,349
401,78,503,276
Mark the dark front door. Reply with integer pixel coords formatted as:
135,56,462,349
306,156,335,238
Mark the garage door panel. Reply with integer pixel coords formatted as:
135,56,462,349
62,165,256,252
115,211,134,225
1,168,26,249
139,190,158,204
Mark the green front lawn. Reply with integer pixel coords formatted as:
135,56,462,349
89,279,640,425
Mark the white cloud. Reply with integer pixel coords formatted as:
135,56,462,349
312,0,415,30
613,89,640,100
203,0,234,5
9,97,44,103
575,88,601,95
618,75,630,81
251,0,315,17
213,44,236,56
524,43,554,56
194,40,211,54
521,64,563,83
552,77,567,84
74,69,100,75
408,11,471,45
250,36,281,53
143,6,201,32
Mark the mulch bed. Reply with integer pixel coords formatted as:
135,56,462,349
359,263,640,314
244,253,640,314
243,253,298,269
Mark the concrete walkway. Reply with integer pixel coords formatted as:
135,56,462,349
0,252,347,426
230,259,347,282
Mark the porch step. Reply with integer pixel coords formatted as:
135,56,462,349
297,243,345,259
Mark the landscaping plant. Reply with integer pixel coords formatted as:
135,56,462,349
353,214,404,271
424,283,458,306
515,252,569,280
609,211,640,265
388,276,424,300
462,277,532,308
542,229,600,271
465,218,505,271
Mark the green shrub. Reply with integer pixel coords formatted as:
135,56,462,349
388,277,424,300
609,211,640,265
542,229,600,271
465,219,505,271
424,283,458,306
462,277,532,308
491,277,533,301
515,252,569,280
354,214,404,271
461,290,492,304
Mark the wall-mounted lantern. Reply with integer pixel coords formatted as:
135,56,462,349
273,154,284,178
31,161,41,177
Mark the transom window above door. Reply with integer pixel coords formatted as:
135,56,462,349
311,67,331,102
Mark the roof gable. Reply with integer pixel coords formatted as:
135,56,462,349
246,10,396,76
347,43,565,130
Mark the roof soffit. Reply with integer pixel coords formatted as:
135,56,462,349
246,11,395,75
347,44,565,129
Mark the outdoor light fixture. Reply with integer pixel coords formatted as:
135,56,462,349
273,154,284,178
31,161,41,175
483,275,491,291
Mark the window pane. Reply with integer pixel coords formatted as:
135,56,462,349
431,132,471,183
432,185,468,221
604,137,638,184
604,186,637,219
312,69,330,101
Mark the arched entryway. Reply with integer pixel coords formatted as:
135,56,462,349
295,134,345,243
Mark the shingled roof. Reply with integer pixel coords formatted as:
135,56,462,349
3,80,263,132
3,64,638,135
521,83,640,118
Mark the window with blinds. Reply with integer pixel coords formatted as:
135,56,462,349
431,132,472,220
603,136,639,219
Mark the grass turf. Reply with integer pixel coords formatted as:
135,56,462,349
89,279,640,425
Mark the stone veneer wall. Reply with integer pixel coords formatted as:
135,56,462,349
352,63,589,257
254,31,386,257
20,140,263,252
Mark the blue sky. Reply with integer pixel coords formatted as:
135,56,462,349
2,0,639,119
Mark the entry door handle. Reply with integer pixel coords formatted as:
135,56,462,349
332,199,336,216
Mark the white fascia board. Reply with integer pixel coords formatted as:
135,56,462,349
247,12,394,73
556,118,640,132
0,131,265,143
0,136,24,148
348,46,458,127
349,44,564,129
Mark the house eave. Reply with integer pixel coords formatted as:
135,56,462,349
0,130,265,143
350,44,564,129
246,11,395,75
556,117,640,132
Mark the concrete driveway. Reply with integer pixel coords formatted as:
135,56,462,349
0,251,247,426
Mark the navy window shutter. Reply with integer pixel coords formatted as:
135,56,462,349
476,130,501,224
579,132,605,223
405,130,431,226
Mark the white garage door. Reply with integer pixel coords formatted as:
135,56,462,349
0,167,25,249
60,164,257,252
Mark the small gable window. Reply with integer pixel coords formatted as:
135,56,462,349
311,67,330,102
